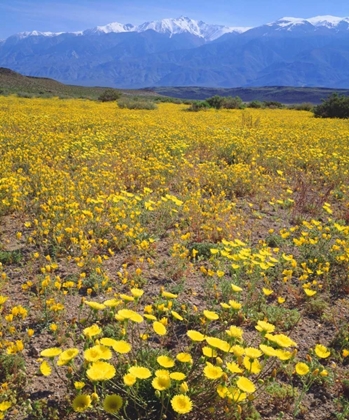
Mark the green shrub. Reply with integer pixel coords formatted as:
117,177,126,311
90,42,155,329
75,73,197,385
117,97,157,110
288,102,314,111
206,95,225,109
222,96,244,109
313,93,349,118
263,100,284,109
186,100,210,112
247,100,265,109
98,89,121,102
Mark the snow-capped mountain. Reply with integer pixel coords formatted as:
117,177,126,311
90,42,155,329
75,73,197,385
267,15,349,31
84,16,248,41
11,16,249,42
1,15,349,89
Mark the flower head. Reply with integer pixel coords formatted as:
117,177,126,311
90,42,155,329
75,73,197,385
295,362,309,376
236,376,256,393
171,394,193,414
40,347,62,358
103,394,123,414
72,395,91,412
87,361,116,381
203,362,223,380
128,366,151,379
157,355,175,368
187,330,205,341
314,344,330,359
153,321,167,336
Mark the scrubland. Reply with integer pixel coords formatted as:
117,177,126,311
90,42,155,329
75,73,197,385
0,97,349,419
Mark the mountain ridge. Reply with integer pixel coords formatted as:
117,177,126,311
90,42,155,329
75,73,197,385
1,15,349,89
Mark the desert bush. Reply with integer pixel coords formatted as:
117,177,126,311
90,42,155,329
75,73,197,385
263,100,284,109
313,93,349,118
288,102,314,111
186,100,210,111
247,100,265,108
117,97,157,110
98,89,121,102
222,96,245,109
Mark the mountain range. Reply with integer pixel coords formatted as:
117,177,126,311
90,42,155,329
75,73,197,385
1,15,349,88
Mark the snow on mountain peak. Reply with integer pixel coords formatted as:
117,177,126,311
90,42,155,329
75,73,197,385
269,15,349,30
85,22,135,35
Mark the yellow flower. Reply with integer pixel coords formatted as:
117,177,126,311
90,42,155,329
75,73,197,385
243,356,261,374
171,310,183,321
117,309,143,323
74,382,85,390
87,361,116,381
40,347,62,358
202,346,218,358
103,394,123,414
0,401,11,412
153,321,167,336
170,372,186,381
128,366,152,379
205,336,230,352
295,362,310,376
229,345,245,357
231,284,242,292
100,338,131,354
187,330,205,341
266,333,297,348
83,324,102,339
203,362,223,380
342,349,349,358
0,296,9,306
103,298,122,307
162,291,178,299
130,288,144,298
179,382,189,393
314,344,330,359
57,348,79,365
72,395,91,412
171,394,193,414
225,325,243,340
84,345,112,362
255,320,275,334
176,352,193,363
304,288,317,297
84,300,106,310
244,347,262,359
152,374,171,391
203,310,219,320
229,300,242,310
259,344,277,357
157,355,175,368
123,373,137,386
226,361,243,374
236,376,256,393
40,360,52,376
262,288,274,296
275,349,293,361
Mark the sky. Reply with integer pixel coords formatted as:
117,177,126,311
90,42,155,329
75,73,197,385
1,0,349,39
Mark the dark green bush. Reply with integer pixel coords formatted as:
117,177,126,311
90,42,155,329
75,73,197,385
186,100,210,112
263,100,284,109
117,97,157,110
222,96,244,109
313,93,349,118
98,89,121,102
206,95,225,109
247,100,264,109
288,102,314,111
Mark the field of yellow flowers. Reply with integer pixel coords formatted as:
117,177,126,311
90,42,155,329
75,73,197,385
0,96,349,419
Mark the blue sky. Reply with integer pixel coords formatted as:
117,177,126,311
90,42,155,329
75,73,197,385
1,0,349,39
